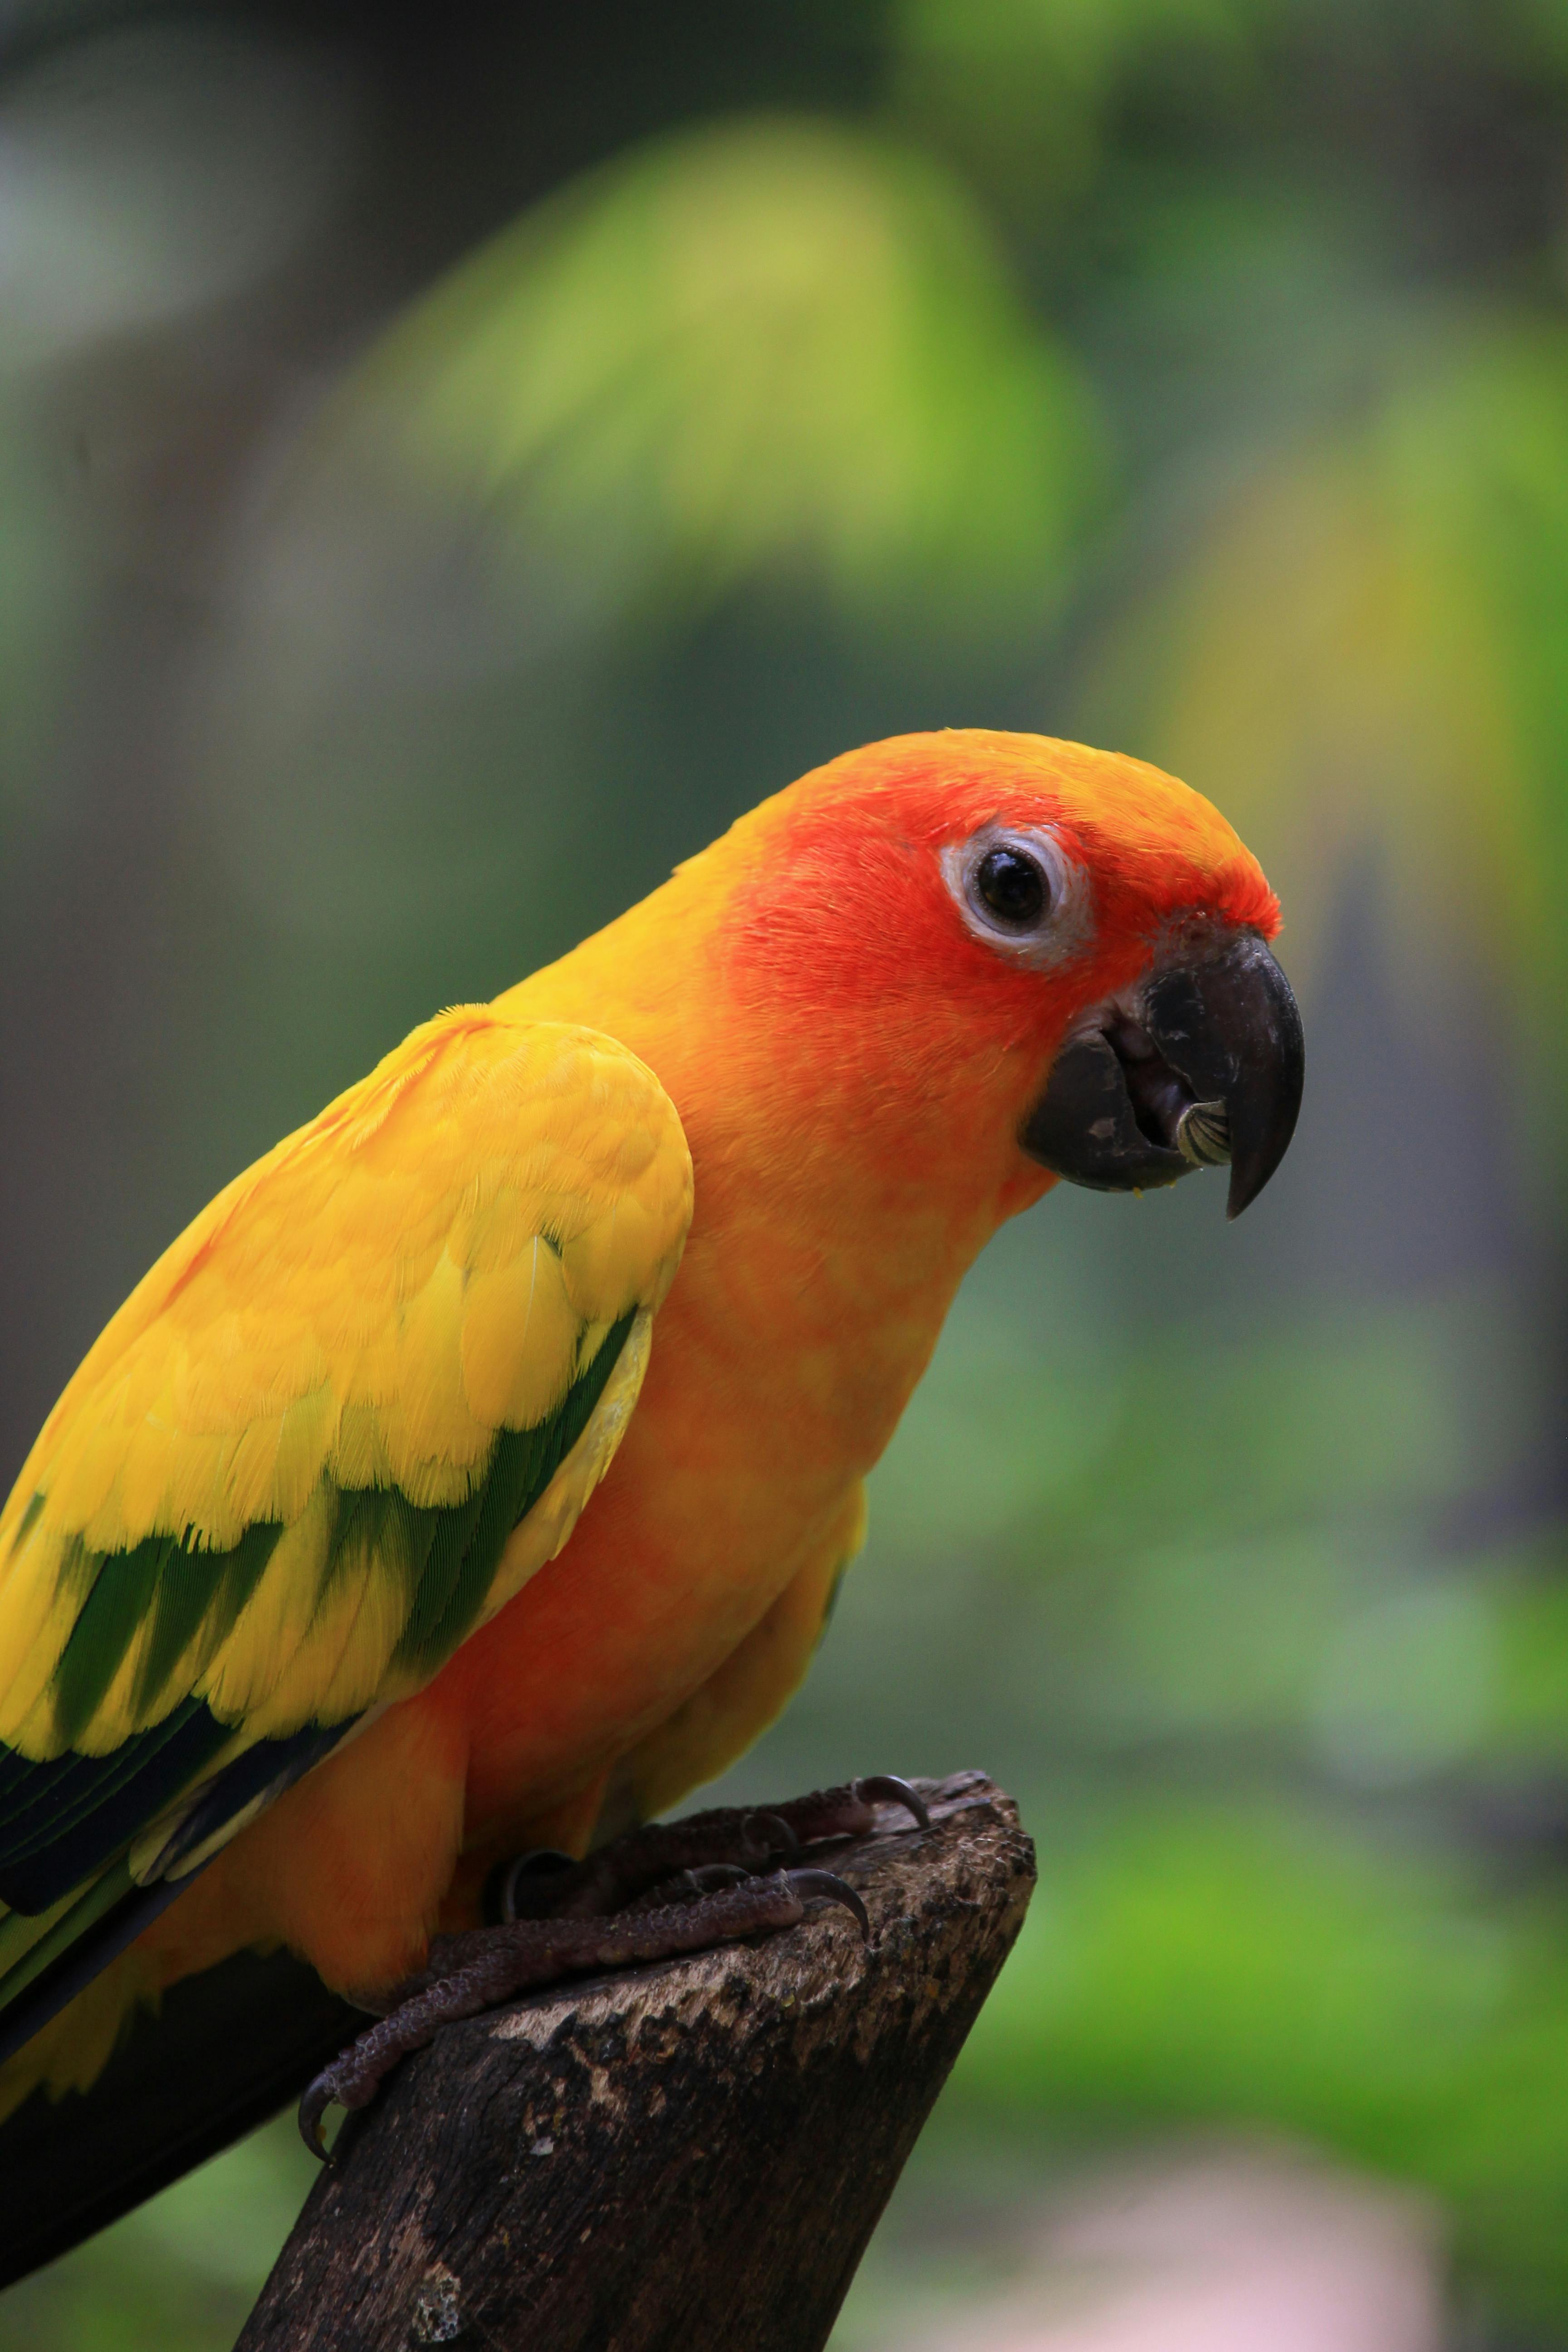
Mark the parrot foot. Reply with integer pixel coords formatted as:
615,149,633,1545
490,1773,930,1923
298,1865,869,2159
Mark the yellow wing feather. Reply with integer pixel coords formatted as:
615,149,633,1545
0,1010,691,1765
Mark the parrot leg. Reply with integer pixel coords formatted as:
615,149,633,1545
490,1773,931,1923
298,1866,868,2158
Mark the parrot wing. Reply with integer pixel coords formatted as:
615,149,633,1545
0,1007,691,1969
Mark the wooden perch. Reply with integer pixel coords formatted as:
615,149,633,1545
236,1770,1035,2352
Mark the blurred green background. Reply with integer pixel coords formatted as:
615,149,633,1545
2,0,1567,2342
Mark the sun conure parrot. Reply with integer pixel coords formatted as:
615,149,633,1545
0,730,1302,2278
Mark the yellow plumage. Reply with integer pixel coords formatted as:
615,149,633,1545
0,1009,691,1767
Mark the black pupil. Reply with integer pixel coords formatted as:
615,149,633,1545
976,846,1046,927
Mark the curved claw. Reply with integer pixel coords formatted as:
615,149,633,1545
787,1867,870,1940
852,1774,931,1831
497,1847,577,1923
298,2072,339,2162
742,1809,799,1862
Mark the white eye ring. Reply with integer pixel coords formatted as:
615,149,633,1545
940,824,1093,969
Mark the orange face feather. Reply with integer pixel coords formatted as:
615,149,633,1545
709,730,1280,1142
508,730,1286,1256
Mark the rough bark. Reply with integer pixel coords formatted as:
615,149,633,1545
237,1769,1034,2352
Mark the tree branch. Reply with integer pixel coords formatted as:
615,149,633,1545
236,1770,1035,2352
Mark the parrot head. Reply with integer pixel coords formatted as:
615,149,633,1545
708,729,1303,1220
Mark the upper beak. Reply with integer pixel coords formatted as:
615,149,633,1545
1019,930,1305,1220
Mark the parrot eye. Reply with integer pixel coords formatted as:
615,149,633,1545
941,822,1093,968
975,846,1048,928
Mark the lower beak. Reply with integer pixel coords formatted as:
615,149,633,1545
1020,930,1305,1220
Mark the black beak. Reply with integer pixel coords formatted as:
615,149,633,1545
1020,930,1304,1220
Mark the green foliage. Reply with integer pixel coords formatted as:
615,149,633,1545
891,0,1274,201
963,1803,1517,2152
337,118,1103,639
950,1798,1568,2325
830,1239,1548,1790
1082,313,1568,1171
